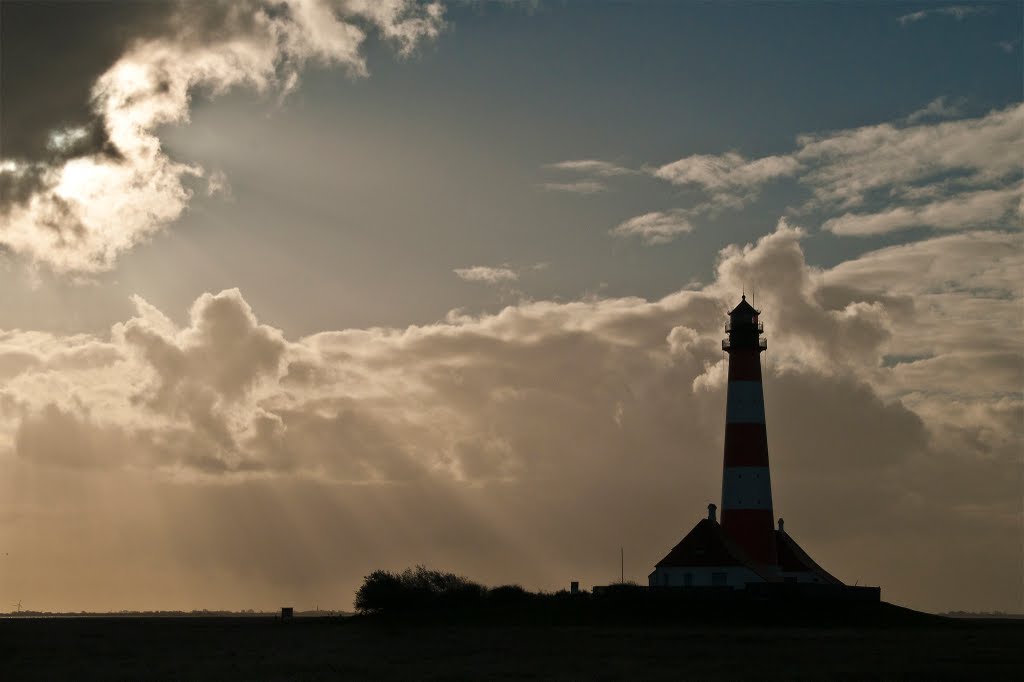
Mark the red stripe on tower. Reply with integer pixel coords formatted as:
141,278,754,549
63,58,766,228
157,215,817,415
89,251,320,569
720,295,777,568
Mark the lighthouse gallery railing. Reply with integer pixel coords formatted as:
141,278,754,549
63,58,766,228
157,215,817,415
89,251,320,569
725,322,764,333
722,337,768,351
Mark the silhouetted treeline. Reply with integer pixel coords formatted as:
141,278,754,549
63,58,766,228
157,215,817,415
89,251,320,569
353,566,921,626
941,611,1024,620
0,609,277,618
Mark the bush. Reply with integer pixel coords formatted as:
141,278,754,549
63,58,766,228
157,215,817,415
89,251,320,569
486,584,532,604
355,565,485,614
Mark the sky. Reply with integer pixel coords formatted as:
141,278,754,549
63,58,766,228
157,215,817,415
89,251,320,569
0,0,1021,614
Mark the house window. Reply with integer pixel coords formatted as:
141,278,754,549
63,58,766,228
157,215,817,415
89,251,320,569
684,572,693,587
712,572,727,586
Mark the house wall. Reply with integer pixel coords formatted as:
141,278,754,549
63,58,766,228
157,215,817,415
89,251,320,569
648,565,764,589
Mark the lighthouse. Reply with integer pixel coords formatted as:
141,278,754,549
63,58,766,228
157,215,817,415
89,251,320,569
720,295,776,568
648,297,842,589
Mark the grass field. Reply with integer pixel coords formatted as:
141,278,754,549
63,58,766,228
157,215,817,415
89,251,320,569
4,612,1023,680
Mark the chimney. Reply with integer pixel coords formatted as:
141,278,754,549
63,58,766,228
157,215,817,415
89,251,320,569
778,518,785,533
708,503,717,522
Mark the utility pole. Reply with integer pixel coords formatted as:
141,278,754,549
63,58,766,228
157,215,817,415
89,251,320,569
620,547,624,584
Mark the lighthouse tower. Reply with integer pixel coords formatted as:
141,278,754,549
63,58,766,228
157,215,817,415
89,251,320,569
720,295,776,568
648,297,846,589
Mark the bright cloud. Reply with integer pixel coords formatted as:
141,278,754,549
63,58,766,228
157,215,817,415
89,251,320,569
601,102,1024,239
822,184,1023,236
2,226,1019,611
795,103,1024,210
653,151,799,192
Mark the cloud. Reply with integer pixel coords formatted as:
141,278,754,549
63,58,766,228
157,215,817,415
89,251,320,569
540,159,638,193
905,96,965,124
795,103,1023,211
453,262,548,285
610,209,695,245
540,180,608,194
822,230,1022,360
653,151,799,192
649,151,800,214
206,169,233,199
15,404,135,471
897,5,986,25
0,1,175,163
0,0,445,274
544,159,635,177
344,0,445,54
635,103,1023,236
453,266,520,284
1,228,1020,612
123,288,288,406
822,184,1022,236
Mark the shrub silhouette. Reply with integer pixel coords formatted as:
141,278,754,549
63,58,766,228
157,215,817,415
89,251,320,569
486,584,532,604
355,565,485,613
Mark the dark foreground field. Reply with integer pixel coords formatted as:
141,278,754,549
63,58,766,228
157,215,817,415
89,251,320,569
4,610,1023,680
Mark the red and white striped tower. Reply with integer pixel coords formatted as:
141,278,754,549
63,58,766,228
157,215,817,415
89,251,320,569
720,295,777,569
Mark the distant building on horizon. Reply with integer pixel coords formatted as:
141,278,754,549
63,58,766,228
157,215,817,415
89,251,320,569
649,296,842,589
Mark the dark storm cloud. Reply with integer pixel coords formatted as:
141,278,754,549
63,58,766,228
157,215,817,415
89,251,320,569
0,0,445,270
0,0,174,163
0,0,279,209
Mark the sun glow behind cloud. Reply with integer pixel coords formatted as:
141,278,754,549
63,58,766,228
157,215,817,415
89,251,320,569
0,0,444,274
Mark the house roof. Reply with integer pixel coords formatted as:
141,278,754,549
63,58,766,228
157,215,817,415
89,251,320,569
775,530,843,584
655,518,768,577
654,518,844,586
